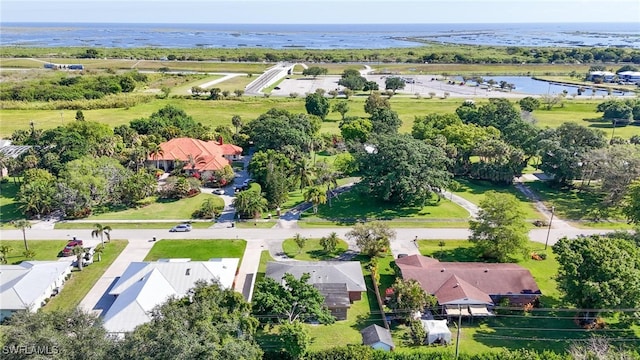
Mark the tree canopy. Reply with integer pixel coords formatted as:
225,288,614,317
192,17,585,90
252,273,335,324
553,234,640,314
242,108,321,155
354,134,451,205
346,221,396,257
119,281,262,360
305,92,330,120
469,191,529,262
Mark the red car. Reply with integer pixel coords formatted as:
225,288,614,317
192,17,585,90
61,239,84,257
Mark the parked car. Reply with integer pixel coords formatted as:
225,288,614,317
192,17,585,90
170,223,192,232
61,239,84,257
213,188,225,195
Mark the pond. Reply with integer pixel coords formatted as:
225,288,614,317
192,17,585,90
455,76,629,97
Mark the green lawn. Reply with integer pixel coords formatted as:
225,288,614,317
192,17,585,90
0,179,22,225
533,100,639,139
0,240,69,263
86,193,223,220
526,181,631,228
453,178,545,221
171,74,224,95
254,250,275,290
305,190,470,224
43,240,128,312
281,237,349,260
143,239,246,261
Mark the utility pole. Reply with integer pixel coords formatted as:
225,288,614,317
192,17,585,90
544,206,555,250
455,304,462,359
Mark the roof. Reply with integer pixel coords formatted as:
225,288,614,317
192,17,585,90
589,71,615,76
618,71,640,75
314,283,350,308
421,319,451,335
265,261,366,293
103,258,239,333
150,137,241,172
361,324,394,347
0,139,32,159
0,261,72,311
433,275,493,305
395,255,540,305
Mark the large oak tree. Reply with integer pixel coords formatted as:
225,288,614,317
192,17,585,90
354,134,451,205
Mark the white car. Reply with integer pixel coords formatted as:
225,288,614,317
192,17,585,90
213,188,225,195
170,224,192,232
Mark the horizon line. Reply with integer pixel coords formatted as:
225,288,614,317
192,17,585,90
2,20,637,25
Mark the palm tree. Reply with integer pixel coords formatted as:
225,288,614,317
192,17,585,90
186,154,206,175
233,191,268,219
72,245,85,271
304,187,327,214
231,115,243,135
314,162,339,208
91,223,112,248
293,233,306,254
94,244,105,262
320,232,339,253
0,244,13,264
294,158,314,191
148,143,165,169
12,219,31,251
22,249,36,260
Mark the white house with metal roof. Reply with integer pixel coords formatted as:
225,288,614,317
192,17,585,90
0,261,72,321
102,258,239,335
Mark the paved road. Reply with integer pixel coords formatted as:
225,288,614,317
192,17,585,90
1,224,611,315
0,226,611,246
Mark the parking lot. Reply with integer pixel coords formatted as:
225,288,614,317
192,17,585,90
270,74,528,99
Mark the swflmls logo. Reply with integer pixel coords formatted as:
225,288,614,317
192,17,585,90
2,345,59,355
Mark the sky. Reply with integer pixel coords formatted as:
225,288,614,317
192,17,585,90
1,0,639,24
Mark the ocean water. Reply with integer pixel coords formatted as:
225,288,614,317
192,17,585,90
0,22,638,49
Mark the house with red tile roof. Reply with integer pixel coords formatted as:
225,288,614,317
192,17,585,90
395,255,540,312
148,137,242,177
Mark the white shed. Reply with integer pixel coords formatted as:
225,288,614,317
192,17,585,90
421,319,452,345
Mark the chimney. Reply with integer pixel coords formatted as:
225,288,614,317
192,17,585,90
185,268,191,276
218,136,223,145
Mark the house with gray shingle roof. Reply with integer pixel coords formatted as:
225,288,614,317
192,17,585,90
265,261,366,320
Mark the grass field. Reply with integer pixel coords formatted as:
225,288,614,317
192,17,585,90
4,95,632,140
525,181,631,228
305,190,470,223
0,179,22,224
281,237,349,260
453,178,545,221
85,193,223,220
143,239,246,261
0,240,69,263
43,240,128,312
